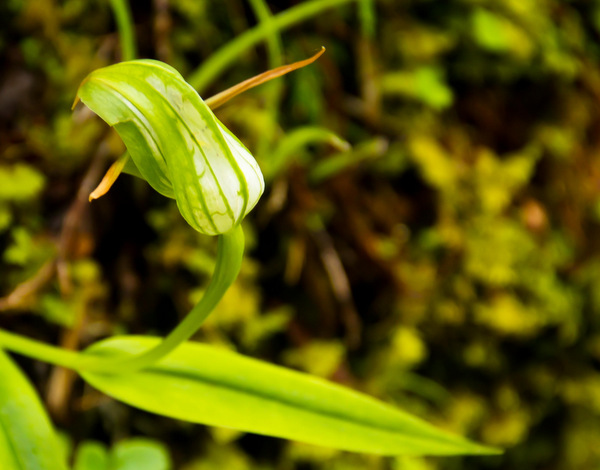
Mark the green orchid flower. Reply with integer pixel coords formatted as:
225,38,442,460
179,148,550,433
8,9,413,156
75,59,264,236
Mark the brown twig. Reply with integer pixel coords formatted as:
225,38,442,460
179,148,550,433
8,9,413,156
57,140,111,295
0,259,57,311
309,224,362,349
153,0,173,63
45,140,112,420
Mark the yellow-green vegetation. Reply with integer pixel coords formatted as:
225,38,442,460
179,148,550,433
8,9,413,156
1,0,600,469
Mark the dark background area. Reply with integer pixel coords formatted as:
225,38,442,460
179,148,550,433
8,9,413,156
2,0,600,468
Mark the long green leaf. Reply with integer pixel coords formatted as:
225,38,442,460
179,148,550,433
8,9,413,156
81,337,499,456
0,350,68,470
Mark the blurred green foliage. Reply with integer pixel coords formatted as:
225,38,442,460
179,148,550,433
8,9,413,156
2,0,600,468
73,437,172,470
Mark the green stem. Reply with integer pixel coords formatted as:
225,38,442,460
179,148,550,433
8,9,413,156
247,0,284,69
83,225,245,373
0,329,87,370
247,0,284,157
0,225,245,374
109,0,137,61
188,0,358,93
358,0,376,39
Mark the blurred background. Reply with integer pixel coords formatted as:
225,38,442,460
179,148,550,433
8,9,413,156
1,0,600,468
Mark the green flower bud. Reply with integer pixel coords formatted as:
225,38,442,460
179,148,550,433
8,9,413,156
75,59,264,235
